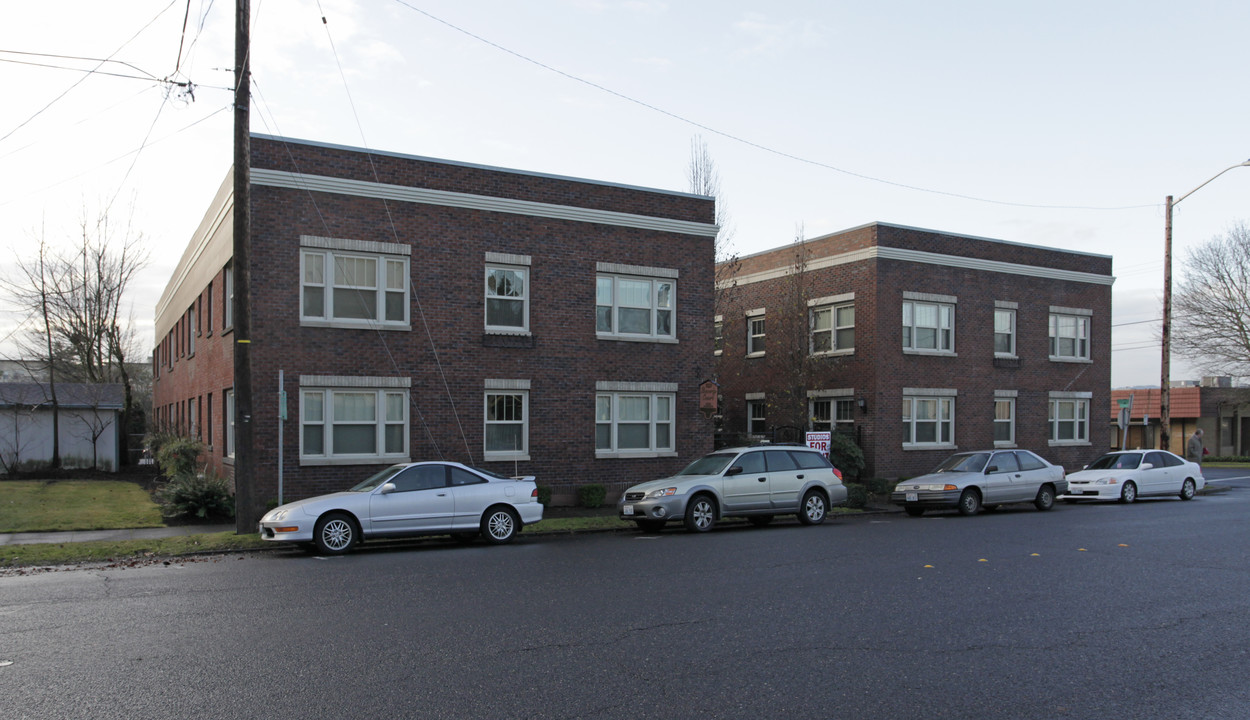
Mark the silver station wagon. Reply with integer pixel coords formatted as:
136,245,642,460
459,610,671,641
616,445,849,533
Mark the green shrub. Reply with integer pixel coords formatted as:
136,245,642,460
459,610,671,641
829,433,866,481
1206,455,1250,463
845,483,869,509
156,470,235,520
152,435,204,481
536,486,552,506
577,483,607,509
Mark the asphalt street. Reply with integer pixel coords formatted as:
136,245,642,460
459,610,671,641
2,470,1248,720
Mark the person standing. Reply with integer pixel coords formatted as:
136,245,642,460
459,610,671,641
1186,428,1205,465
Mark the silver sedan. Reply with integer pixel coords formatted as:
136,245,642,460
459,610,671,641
259,462,543,554
892,449,1067,517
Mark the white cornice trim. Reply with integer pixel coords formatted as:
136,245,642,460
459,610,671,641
718,246,1116,289
252,168,719,238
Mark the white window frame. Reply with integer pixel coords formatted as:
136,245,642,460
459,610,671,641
902,296,955,354
810,397,855,434
1049,394,1091,446
1049,310,1091,362
187,307,196,356
223,262,234,330
299,386,410,465
595,271,677,342
994,396,1016,447
595,391,675,458
713,315,723,356
994,307,1016,357
484,388,529,461
485,263,530,334
189,396,199,439
902,392,956,449
225,389,235,459
810,301,855,356
746,309,766,357
300,249,409,329
747,398,767,434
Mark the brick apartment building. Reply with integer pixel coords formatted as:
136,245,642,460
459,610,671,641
152,135,717,505
714,223,1114,479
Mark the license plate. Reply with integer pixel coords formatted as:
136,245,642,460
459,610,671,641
906,493,918,503
623,505,634,516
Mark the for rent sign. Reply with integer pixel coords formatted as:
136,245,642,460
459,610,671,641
806,431,831,458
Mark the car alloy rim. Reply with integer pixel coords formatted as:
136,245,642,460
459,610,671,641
806,496,824,521
488,511,514,539
694,501,713,529
1183,481,1194,498
323,519,352,550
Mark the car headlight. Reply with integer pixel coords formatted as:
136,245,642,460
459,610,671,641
646,487,677,498
266,509,290,522
1094,477,1119,485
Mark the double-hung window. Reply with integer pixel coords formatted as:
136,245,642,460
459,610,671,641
713,315,723,355
299,377,410,464
1049,394,1090,444
994,306,1016,356
485,262,529,333
223,262,234,329
747,397,767,434
994,395,1016,445
1049,309,1091,361
225,389,235,458
596,267,676,341
485,380,529,460
746,309,766,356
902,294,955,353
300,237,409,329
595,390,674,455
810,397,855,434
903,393,955,447
810,298,855,355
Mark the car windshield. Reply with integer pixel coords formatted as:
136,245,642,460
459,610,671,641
933,453,990,473
1087,453,1141,470
350,464,408,491
677,453,735,476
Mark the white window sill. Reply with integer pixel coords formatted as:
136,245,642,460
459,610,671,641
596,333,678,344
1048,356,1093,364
1047,440,1091,447
301,319,411,331
484,452,531,462
994,441,1017,448
811,349,854,358
902,443,956,451
994,353,1018,360
903,349,957,357
300,455,410,466
745,351,765,359
595,451,679,459
485,328,531,337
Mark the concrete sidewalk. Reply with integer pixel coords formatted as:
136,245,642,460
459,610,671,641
0,524,237,546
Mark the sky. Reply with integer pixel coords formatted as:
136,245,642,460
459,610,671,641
2,0,1247,388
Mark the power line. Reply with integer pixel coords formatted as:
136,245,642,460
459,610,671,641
392,0,1158,213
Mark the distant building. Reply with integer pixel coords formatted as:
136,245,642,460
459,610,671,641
151,135,717,503
1110,382,1250,456
0,382,125,473
714,222,1114,478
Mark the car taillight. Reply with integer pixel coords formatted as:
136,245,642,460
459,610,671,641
833,468,843,481
531,488,538,497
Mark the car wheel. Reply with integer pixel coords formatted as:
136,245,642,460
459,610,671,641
798,490,827,525
957,488,981,516
683,494,716,533
1119,481,1137,504
635,519,667,532
313,512,358,555
748,515,774,527
1034,484,1056,511
481,507,519,544
904,506,925,517
453,531,479,543
1179,478,1196,501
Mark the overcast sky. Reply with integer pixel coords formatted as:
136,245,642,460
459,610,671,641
2,0,1247,387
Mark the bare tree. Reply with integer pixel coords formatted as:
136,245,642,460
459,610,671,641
1172,221,1250,381
0,388,40,476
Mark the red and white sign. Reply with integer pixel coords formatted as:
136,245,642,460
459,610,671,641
805,431,831,458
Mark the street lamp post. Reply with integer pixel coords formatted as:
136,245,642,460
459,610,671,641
1159,159,1250,452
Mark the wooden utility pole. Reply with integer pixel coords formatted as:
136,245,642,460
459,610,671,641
1160,195,1173,452
233,0,257,533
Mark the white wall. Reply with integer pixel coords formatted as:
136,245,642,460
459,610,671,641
0,407,120,472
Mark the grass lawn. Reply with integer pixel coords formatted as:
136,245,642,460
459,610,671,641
0,480,164,533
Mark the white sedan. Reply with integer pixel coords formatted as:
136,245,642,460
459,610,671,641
259,462,543,554
1062,450,1204,503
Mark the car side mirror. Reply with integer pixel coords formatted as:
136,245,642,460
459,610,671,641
1139,463,1153,470
984,465,998,474
725,466,743,476
379,482,397,494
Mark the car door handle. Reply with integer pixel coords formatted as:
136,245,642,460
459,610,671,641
757,477,767,482
437,493,447,497
797,474,804,480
